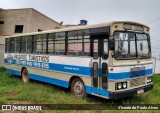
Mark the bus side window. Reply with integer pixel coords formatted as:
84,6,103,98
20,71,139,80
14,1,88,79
33,35,38,53
82,30,90,56
68,31,79,56
5,38,10,53
33,34,47,54
93,39,98,59
67,30,90,56
48,33,55,54
47,32,65,55
103,39,108,59
26,35,33,53
93,62,98,87
15,37,21,53
21,36,26,53
10,37,15,53
55,32,65,55
102,63,108,89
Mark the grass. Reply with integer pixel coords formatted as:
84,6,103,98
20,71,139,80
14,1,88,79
0,68,160,113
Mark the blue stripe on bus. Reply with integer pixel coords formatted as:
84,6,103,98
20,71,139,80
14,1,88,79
4,59,92,76
6,68,21,76
5,68,109,97
108,68,152,80
49,63,91,76
89,87,109,96
4,59,152,80
99,89,109,96
29,73,69,88
6,68,69,88
86,86,92,94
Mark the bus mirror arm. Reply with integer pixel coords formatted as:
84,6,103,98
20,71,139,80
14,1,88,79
109,38,115,50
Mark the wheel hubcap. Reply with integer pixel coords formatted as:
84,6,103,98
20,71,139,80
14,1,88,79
74,81,83,95
22,72,28,82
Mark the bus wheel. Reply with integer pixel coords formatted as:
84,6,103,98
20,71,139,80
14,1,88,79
71,78,86,98
21,68,29,83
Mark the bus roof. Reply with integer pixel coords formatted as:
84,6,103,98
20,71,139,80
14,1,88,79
5,21,149,38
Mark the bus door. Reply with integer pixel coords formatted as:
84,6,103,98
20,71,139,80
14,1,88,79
91,36,108,95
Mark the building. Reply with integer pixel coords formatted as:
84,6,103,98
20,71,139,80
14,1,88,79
0,8,61,36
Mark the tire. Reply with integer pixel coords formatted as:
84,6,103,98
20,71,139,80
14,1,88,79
71,78,86,98
21,68,29,83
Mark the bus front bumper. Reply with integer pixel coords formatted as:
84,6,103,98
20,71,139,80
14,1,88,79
109,84,153,99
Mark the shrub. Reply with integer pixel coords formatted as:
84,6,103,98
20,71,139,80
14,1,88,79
0,66,5,72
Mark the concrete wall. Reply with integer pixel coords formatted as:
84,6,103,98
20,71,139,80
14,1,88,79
0,8,61,35
30,9,60,32
0,9,32,35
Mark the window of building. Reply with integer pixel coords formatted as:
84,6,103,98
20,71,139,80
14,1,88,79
15,25,24,33
0,21,4,24
38,29,43,32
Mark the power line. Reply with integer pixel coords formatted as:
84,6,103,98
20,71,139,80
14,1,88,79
147,17,160,24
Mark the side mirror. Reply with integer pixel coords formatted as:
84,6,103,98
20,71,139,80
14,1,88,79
109,38,115,50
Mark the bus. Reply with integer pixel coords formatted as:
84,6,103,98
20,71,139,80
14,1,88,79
4,21,153,99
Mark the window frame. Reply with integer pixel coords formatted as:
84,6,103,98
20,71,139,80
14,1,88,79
113,30,151,60
14,25,24,33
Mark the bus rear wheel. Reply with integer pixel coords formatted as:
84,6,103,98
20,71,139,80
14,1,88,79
21,68,29,83
71,78,86,98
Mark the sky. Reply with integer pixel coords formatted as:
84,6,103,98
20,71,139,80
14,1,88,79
0,0,160,58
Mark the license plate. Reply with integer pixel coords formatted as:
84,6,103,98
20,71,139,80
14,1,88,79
137,89,144,94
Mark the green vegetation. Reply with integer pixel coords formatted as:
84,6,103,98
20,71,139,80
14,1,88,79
0,68,160,113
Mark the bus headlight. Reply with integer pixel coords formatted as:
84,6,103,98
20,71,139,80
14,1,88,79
122,82,127,88
118,83,122,89
116,82,127,90
147,77,152,84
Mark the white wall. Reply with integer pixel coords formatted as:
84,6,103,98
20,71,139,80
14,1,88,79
152,57,160,74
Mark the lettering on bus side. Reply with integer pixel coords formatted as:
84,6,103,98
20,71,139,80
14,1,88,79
8,54,50,69
28,55,49,62
13,54,49,62
14,54,27,60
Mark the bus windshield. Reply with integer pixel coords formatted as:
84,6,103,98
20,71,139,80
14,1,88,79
114,31,151,60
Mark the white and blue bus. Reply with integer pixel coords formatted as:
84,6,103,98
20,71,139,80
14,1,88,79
4,21,153,99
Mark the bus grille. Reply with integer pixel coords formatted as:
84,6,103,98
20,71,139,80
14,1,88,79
130,77,145,87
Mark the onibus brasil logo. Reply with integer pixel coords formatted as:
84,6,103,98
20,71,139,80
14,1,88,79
7,54,13,63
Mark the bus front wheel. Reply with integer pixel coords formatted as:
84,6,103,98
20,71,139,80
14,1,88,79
71,78,86,98
21,68,29,83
